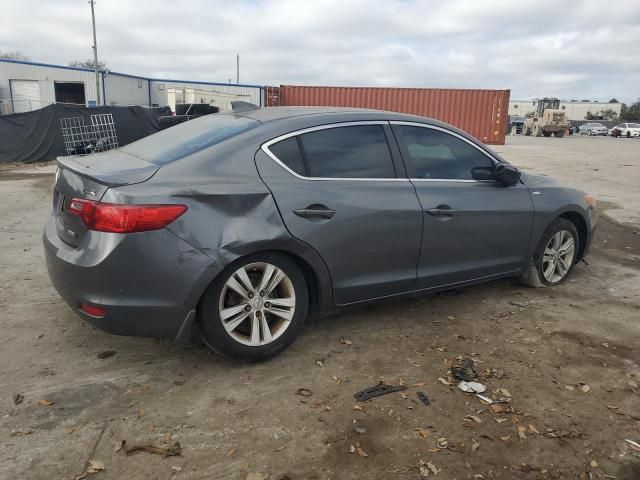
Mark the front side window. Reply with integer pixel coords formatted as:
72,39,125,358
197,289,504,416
268,124,396,179
395,125,493,180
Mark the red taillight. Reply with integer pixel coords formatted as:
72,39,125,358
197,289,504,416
68,198,187,233
80,303,106,317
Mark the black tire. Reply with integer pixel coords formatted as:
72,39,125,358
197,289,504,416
519,218,579,288
199,252,309,362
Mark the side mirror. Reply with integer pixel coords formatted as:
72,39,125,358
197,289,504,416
493,163,521,186
471,164,521,186
471,166,494,181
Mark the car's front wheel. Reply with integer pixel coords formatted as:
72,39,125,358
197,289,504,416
199,252,308,362
519,218,579,288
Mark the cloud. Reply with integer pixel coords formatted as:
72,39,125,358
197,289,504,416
2,0,639,103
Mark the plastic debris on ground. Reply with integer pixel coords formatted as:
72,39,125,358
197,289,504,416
354,382,408,402
458,381,487,393
124,442,182,457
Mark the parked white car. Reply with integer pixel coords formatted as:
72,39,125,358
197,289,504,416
612,122,640,138
579,122,608,136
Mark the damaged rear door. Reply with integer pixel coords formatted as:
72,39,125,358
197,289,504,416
256,122,423,305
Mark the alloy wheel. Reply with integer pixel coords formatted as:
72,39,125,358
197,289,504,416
542,230,576,283
218,262,296,346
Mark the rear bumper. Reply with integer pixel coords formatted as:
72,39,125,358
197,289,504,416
43,214,216,339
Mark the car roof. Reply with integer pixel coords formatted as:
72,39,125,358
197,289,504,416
230,106,437,124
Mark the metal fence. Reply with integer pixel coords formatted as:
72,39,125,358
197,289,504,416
59,113,118,155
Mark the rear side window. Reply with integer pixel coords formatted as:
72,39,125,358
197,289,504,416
122,114,259,165
267,125,396,178
268,137,306,175
301,125,395,178
395,125,493,180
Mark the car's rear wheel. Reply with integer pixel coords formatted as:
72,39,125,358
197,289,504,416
199,252,308,362
519,218,579,288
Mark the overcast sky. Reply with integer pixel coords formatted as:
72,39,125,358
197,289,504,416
1,0,639,103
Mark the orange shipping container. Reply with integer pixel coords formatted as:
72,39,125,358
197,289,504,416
276,85,510,145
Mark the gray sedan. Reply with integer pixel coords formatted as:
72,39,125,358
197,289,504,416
579,122,608,136
44,107,597,361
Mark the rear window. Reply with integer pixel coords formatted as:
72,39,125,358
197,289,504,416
122,114,259,165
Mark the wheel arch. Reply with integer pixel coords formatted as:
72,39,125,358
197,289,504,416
190,242,334,321
557,211,588,261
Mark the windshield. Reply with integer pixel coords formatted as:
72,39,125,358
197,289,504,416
122,114,260,165
627,123,640,128
590,123,605,127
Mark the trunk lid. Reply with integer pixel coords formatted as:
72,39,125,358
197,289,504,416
53,150,159,247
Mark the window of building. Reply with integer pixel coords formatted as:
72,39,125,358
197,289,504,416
138,80,143,88
395,125,493,180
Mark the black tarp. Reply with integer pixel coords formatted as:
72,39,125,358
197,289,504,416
0,104,171,164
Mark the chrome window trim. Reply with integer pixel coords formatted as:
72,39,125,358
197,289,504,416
390,121,500,183
261,121,409,182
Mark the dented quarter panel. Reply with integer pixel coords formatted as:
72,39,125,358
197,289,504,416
101,126,334,316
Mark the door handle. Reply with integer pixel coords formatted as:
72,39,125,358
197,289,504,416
293,205,336,219
425,205,456,217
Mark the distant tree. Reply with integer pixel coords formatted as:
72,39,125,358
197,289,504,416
0,51,29,60
608,98,619,103
584,111,596,120
68,59,109,71
580,99,591,102
620,100,640,121
600,108,618,121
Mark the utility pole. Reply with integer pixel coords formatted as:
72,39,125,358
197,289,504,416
236,54,239,85
89,0,101,105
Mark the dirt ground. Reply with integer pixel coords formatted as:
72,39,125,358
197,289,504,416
1,135,639,480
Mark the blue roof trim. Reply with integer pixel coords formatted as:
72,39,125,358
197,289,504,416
108,70,151,81
0,57,97,73
146,77,263,89
0,58,263,90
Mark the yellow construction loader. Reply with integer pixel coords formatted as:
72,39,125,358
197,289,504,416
522,98,569,137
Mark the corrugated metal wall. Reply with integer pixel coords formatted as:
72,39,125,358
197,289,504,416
278,85,510,145
0,59,100,113
104,73,150,107
149,80,262,108
1,59,263,114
